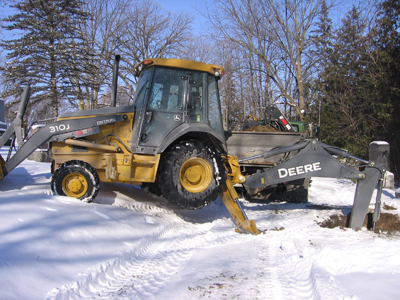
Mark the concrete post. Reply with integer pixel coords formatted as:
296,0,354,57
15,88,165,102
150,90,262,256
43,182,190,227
369,141,394,189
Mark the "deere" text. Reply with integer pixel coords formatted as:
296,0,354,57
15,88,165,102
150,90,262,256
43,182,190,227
278,162,321,178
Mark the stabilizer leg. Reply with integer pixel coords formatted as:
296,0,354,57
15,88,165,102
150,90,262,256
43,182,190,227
220,179,260,235
349,167,382,229
373,176,384,229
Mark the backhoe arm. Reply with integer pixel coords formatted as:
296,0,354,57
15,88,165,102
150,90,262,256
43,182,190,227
244,139,384,229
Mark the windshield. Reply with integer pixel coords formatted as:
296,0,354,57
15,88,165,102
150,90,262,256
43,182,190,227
147,67,187,112
131,68,153,108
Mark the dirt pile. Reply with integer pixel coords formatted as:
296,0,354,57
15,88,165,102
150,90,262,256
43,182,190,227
242,125,279,132
318,203,400,234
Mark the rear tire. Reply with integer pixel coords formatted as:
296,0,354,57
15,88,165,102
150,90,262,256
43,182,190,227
51,160,100,202
158,140,225,210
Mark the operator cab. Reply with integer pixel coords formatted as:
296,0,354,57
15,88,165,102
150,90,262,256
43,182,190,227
130,59,226,154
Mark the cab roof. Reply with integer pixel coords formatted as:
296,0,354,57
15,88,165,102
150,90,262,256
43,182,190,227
134,58,225,78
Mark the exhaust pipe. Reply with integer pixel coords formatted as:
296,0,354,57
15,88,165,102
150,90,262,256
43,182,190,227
110,55,120,107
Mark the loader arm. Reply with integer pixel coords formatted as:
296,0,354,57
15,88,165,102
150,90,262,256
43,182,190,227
0,89,128,179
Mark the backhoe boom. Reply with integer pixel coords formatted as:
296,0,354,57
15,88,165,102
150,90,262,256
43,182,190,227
221,139,384,234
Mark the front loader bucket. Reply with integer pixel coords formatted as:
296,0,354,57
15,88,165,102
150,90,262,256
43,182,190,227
348,167,383,229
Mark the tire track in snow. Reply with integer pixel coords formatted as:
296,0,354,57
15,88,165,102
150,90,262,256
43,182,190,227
45,197,187,299
46,201,249,300
46,222,176,299
46,188,241,300
254,233,322,300
247,203,324,300
110,225,246,300
115,223,215,300
281,242,321,300
248,202,350,300
46,218,224,300
255,234,287,300
46,193,337,299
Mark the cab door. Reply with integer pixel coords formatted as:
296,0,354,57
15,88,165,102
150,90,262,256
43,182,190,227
139,68,188,147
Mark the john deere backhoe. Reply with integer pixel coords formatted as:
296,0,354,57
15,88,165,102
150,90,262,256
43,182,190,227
0,56,385,234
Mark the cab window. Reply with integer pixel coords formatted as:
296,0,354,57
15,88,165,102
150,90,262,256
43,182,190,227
147,68,185,112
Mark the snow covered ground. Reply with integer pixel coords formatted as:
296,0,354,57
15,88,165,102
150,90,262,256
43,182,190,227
1,147,400,300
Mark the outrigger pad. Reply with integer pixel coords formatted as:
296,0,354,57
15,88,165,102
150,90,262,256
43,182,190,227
349,167,382,229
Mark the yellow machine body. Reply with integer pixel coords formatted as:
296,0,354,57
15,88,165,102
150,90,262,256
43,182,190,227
51,112,160,185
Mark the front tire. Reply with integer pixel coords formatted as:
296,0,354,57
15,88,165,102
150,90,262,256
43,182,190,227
51,160,100,202
158,140,225,210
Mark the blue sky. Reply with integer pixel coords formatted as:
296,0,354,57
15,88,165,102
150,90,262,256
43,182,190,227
156,0,210,34
0,0,370,38
1,0,210,36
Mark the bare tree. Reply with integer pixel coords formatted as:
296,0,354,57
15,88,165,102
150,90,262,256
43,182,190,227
70,0,133,110
64,0,192,110
116,0,192,96
206,0,332,120
216,40,241,129
180,35,215,63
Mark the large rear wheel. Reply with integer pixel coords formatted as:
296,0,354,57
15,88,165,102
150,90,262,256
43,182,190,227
51,160,100,202
158,140,225,209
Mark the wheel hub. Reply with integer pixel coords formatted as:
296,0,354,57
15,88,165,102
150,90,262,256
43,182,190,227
180,158,213,193
67,178,83,193
62,173,88,198
185,166,201,183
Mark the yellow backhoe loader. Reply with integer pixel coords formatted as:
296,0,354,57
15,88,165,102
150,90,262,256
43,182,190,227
0,56,384,234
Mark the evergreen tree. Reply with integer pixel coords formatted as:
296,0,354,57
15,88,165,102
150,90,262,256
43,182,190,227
374,0,400,175
308,0,333,127
1,0,89,122
317,7,378,158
